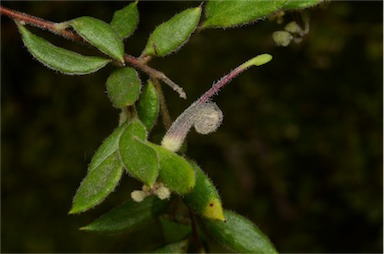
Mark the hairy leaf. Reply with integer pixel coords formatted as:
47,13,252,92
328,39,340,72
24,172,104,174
81,196,169,233
282,0,323,10
137,80,159,131
70,152,123,214
147,143,195,195
184,162,224,221
204,210,278,253
88,121,129,172
110,1,139,39
202,0,289,28
17,24,110,75
142,7,201,57
68,16,125,62
106,67,141,108
119,119,159,187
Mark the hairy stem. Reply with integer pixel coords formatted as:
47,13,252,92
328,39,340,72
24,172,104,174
0,5,83,42
124,55,186,99
151,78,172,130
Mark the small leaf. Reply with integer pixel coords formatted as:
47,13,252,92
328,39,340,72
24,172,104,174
137,80,159,131
119,119,159,187
70,152,123,214
204,210,278,253
147,143,195,195
106,67,141,108
16,24,110,75
88,121,129,172
152,240,189,253
81,196,169,233
184,162,224,221
110,1,139,39
159,215,192,243
282,0,323,10
202,0,289,29
68,16,125,62
142,7,202,57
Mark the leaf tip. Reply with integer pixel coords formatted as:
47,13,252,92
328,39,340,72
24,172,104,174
242,54,273,69
203,198,225,221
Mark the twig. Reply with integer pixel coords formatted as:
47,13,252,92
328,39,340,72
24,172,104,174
124,55,187,99
0,5,83,42
151,78,172,130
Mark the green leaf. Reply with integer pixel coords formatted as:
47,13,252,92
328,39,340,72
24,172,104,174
106,67,141,108
204,210,278,253
68,16,125,62
159,215,192,243
142,7,202,57
282,0,323,10
88,121,129,172
70,152,123,214
16,24,110,75
137,80,159,131
81,196,169,233
183,162,224,221
110,1,139,39
119,119,159,187
202,0,289,29
152,240,189,253
147,143,195,195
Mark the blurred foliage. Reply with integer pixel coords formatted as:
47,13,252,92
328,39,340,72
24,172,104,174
1,1,382,253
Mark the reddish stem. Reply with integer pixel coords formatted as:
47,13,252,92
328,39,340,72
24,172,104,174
0,5,83,42
198,65,243,104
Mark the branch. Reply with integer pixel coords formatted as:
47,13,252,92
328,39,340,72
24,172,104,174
124,55,186,99
0,5,83,42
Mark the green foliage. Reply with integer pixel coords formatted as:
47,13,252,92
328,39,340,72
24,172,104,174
17,23,110,75
147,143,196,195
81,196,169,233
142,7,202,57
183,162,224,221
202,0,289,28
3,1,329,253
70,152,123,214
204,210,278,253
137,80,160,131
119,119,159,187
110,1,139,39
68,16,125,63
106,67,141,108
282,0,324,10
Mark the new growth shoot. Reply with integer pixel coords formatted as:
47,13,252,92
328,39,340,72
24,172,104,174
161,54,272,152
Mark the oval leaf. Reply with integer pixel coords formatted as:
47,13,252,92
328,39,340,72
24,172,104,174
282,0,323,10
70,152,123,214
202,0,289,29
204,210,278,253
142,7,202,57
119,119,159,187
137,80,160,131
183,162,224,221
152,240,189,253
110,1,139,39
147,143,195,195
69,16,125,63
88,121,129,172
16,24,110,75
106,67,141,108
81,196,169,233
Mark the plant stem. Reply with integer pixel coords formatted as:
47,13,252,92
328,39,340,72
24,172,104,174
188,208,205,253
151,78,172,130
0,5,83,42
124,55,186,99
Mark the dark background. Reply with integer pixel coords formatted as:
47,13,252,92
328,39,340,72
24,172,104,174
1,1,382,253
